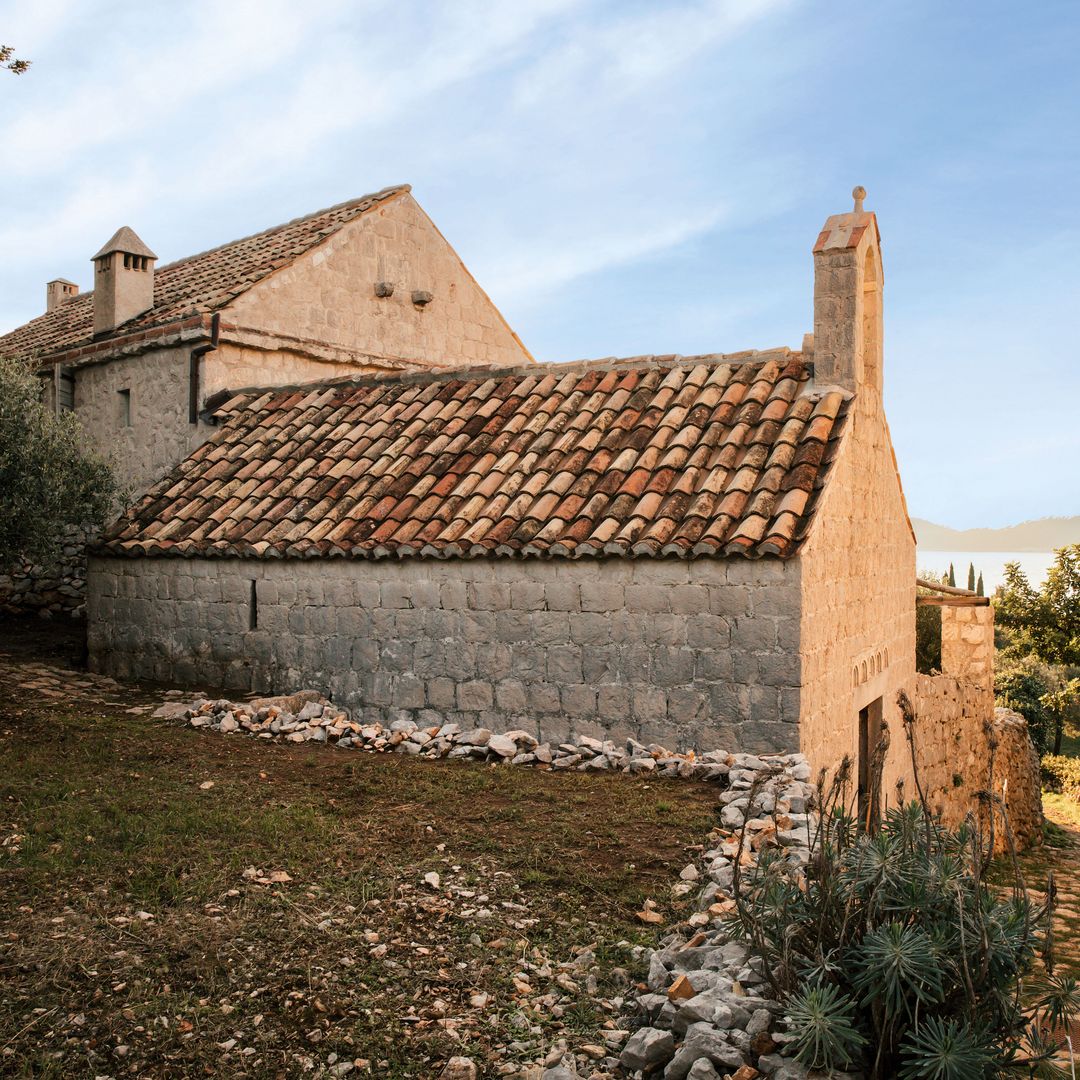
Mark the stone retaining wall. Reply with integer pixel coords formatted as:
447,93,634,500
914,674,1042,851
87,554,803,753
0,523,94,618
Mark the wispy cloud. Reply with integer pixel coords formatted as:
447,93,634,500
0,0,799,305
3,0,1077,524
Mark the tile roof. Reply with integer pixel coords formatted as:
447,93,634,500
0,186,409,366
99,352,850,562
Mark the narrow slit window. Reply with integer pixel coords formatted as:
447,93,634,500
117,388,131,427
57,368,75,413
249,580,258,630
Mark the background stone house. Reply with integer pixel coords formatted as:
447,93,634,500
0,184,531,497
86,192,933,805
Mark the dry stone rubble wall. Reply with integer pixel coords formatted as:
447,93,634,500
0,523,94,618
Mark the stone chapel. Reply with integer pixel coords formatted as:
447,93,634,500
0,186,1033,833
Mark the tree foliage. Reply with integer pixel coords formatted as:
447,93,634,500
995,654,1056,754
916,570,947,674
0,355,116,570
995,548,1080,668
729,692,1072,1079
1,44,30,75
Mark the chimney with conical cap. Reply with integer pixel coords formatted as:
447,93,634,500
91,226,157,336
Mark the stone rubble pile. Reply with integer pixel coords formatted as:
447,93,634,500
154,692,749,782
609,757,857,1080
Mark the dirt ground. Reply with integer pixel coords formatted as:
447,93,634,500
0,617,718,1078
2,615,1077,1078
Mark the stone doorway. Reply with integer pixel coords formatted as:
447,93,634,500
858,696,883,820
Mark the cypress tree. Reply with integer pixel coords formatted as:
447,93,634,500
967,562,976,592
977,571,984,596
948,562,956,588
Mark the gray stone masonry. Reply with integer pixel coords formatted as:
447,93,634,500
87,554,803,752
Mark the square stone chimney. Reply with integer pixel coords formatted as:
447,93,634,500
811,186,883,401
46,278,79,312
91,226,157,336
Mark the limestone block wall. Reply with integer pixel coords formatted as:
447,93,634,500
86,554,803,752
225,192,531,370
71,345,205,497
913,675,1042,851
990,707,1044,851
941,605,994,687
203,343,390,399
796,396,916,791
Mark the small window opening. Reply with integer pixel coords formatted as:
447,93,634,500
57,368,75,413
249,580,258,630
117,387,131,427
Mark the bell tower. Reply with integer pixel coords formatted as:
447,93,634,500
811,186,884,399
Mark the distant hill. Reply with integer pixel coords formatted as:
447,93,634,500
913,516,1080,552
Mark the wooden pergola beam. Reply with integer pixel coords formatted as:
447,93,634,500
916,577,984,597
916,594,991,608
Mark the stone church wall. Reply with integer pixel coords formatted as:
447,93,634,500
795,399,916,792
71,345,205,499
87,554,803,753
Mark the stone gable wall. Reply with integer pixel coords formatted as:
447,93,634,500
224,193,530,370
86,554,803,752
202,343,389,400
795,396,916,791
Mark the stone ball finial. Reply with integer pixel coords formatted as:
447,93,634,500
852,185,867,213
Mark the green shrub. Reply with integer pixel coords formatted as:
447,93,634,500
0,354,116,569
996,655,1054,754
729,691,1071,1079
916,602,942,674
915,570,945,674
1041,755,1080,801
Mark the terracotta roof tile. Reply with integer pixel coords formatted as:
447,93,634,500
0,186,409,365
99,352,850,561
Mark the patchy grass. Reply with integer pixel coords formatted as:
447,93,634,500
1057,715,1080,759
0,641,718,1078
988,795,1080,982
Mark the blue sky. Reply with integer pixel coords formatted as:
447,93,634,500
1,0,1077,529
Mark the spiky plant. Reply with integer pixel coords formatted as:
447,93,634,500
728,691,1071,1079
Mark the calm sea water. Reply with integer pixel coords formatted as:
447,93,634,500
917,551,1056,593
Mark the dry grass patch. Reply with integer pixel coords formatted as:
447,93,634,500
0,668,716,1078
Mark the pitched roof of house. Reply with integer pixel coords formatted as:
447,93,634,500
98,351,850,561
0,185,409,366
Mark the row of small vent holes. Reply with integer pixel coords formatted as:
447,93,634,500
853,649,889,688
